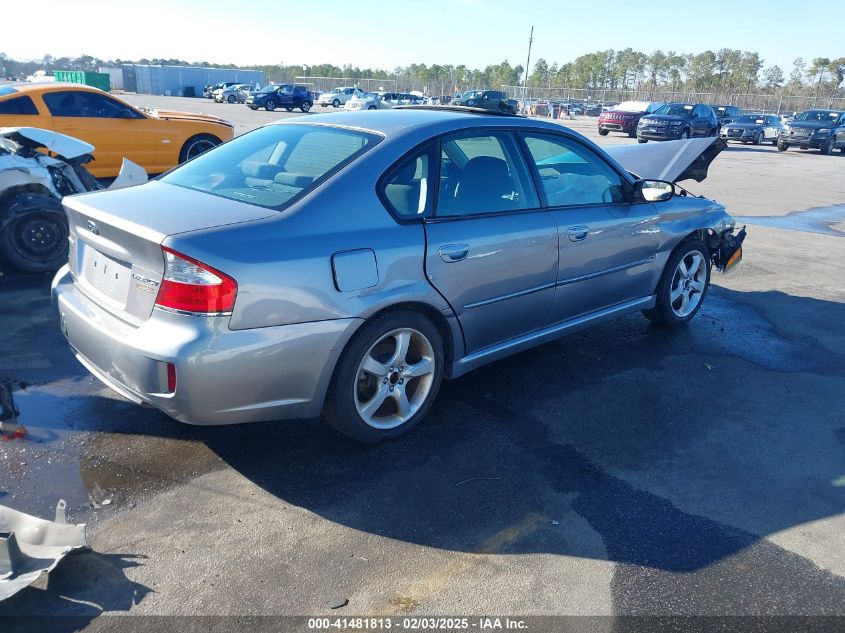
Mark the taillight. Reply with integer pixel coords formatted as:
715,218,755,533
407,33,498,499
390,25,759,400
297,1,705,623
155,247,237,315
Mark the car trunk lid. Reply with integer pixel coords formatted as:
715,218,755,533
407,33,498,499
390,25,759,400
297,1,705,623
64,181,274,325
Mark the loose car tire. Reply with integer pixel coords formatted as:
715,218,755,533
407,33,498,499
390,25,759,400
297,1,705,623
324,310,444,443
179,134,220,163
598,129,609,136
0,193,69,273
643,239,711,326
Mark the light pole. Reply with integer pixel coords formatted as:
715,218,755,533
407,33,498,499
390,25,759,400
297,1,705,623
522,26,533,111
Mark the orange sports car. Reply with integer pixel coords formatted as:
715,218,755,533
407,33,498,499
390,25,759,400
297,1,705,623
0,83,234,177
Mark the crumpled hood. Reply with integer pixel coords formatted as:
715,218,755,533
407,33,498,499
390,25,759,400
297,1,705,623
604,137,727,183
0,126,94,159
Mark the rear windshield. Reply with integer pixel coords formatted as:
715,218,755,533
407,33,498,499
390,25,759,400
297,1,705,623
162,124,380,210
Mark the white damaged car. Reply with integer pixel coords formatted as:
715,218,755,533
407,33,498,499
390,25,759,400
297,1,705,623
0,127,145,272
318,87,364,108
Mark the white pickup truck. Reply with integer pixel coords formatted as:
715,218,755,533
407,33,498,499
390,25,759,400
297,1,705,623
318,87,364,108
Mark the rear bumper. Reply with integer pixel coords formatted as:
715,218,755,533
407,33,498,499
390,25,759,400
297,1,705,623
52,266,362,425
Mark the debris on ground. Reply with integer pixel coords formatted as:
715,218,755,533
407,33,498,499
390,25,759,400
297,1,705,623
0,499,87,601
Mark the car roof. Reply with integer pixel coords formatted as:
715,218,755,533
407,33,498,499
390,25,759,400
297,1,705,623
0,82,107,96
271,107,566,138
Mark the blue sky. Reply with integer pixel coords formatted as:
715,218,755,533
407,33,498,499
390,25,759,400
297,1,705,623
3,0,839,74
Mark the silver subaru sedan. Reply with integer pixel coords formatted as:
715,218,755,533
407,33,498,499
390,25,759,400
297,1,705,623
52,107,744,442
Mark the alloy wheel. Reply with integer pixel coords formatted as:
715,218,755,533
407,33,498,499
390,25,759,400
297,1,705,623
354,328,436,429
669,251,707,318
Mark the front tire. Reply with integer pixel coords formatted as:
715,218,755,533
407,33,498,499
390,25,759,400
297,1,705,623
643,239,711,325
0,193,69,273
598,129,609,136
638,137,648,144
179,134,220,163
324,310,444,443
777,141,788,151
821,137,836,155
755,131,764,145
680,129,690,140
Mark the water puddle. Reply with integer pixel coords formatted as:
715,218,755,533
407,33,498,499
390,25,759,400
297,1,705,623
734,204,845,237
0,379,225,526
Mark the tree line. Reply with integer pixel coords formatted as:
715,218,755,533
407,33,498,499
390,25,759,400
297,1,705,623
1,50,843,98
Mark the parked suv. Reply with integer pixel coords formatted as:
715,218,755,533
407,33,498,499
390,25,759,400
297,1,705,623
246,84,313,112
637,103,719,143
318,87,364,108
598,101,663,138
453,90,517,113
777,109,845,154
712,105,742,126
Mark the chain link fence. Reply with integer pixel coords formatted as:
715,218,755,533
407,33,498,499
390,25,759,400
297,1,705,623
502,85,845,115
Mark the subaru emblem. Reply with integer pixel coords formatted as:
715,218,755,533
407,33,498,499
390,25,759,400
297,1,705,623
87,220,99,235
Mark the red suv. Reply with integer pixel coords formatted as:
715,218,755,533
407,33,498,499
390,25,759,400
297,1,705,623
598,101,663,138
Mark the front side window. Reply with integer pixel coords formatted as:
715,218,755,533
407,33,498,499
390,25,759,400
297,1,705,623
436,132,539,217
43,91,142,119
522,134,626,207
0,95,38,115
162,124,379,210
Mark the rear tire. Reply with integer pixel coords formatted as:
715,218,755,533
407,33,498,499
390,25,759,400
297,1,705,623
300,101,311,112
227,94,236,104
0,193,69,273
265,100,276,112
642,239,711,326
324,310,444,443
332,99,340,108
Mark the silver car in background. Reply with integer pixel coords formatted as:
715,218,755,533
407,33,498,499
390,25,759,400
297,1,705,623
214,84,254,104
52,108,744,442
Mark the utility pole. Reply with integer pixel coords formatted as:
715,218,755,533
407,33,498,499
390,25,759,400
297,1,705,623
523,26,533,111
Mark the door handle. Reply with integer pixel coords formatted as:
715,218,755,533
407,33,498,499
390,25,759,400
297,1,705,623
439,244,469,262
567,226,589,242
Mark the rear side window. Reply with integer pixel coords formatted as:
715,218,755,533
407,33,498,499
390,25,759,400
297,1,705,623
380,146,434,219
0,96,38,115
162,124,380,210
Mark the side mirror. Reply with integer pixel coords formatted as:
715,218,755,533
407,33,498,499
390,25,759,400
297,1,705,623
635,179,675,202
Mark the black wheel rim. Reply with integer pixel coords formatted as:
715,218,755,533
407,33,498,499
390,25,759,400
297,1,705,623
12,213,66,261
186,139,215,160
